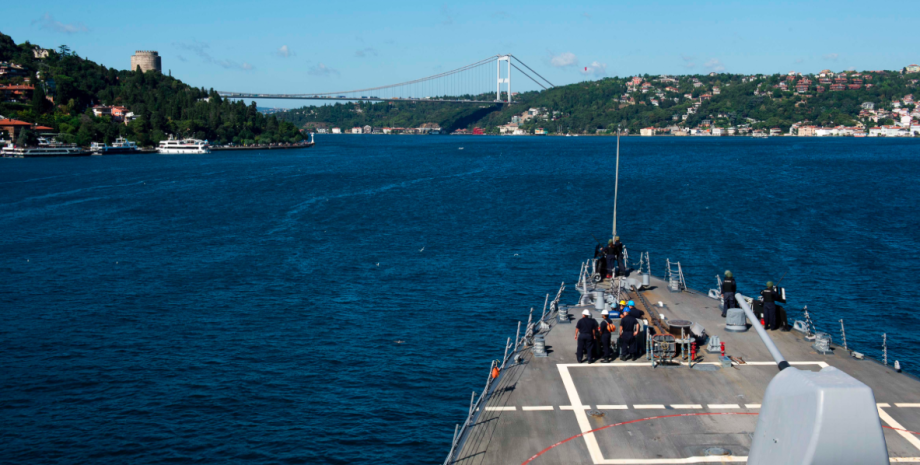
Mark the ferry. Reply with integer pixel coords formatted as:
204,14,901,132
157,136,210,154
90,137,139,155
1,138,90,158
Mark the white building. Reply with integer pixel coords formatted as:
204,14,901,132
882,125,908,137
351,127,363,134
332,127,342,134
640,127,655,136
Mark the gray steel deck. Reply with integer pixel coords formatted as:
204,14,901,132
452,275,920,464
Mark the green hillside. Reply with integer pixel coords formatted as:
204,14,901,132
0,31,302,146
277,69,919,135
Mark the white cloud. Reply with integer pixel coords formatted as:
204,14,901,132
580,61,607,76
355,47,378,58
32,13,88,34
277,45,293,58
174,41,254,71
823,53,840,61
308,63,339,77
704,58,725,72
550,52,578,67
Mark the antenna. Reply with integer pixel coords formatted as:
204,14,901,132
612,125,621,238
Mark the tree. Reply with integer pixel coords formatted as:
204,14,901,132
31,84,49,115
17,128,38,147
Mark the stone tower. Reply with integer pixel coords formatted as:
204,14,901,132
131,51,162,73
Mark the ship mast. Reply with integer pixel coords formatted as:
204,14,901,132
612,125,620,239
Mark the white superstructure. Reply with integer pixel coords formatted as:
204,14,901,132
90,137,139,155
1,138,89,157
157,137,210,154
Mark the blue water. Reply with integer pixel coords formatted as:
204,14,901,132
1,136,919,463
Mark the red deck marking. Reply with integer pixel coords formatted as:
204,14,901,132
519,412,920,465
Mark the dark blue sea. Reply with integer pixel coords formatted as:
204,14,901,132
2,136,919,464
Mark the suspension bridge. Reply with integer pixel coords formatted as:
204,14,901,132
217,55,554,105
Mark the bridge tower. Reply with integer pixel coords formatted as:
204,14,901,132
496,55,511,104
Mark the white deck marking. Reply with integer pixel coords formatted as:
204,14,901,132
633,404,667,409
560,405,592,410
557,364,605,463
879,403,893,408
708,404,741,409
889,458,920,462
560,361,829,369
878,405,920,453
556,361,832,464
598,456,748,464
484,406,517,411
521,406,554,411
670,404,704,409
896,403,920,408
744,404,761,409
597,404,629,410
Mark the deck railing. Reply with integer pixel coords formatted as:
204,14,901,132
441,281,565,465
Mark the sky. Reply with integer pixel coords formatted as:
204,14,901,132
2,0,919,108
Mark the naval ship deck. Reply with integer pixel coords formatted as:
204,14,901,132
450,275,920,465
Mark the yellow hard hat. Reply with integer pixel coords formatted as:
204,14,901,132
619,300,626,305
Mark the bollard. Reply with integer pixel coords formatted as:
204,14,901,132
720,342,725,357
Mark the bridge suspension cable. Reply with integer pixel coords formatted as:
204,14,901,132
217,54,553,104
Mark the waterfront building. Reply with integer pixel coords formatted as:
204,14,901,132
640,127,655,136
331,128,341,134
130,51,161,73
0,61,27,78
0,118,32,139
798,126,816,137
0,85,34,103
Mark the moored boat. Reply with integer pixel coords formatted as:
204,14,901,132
90,137,139,155
157,136,210,154
1,138,90,158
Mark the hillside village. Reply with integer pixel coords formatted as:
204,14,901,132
281,65,920,137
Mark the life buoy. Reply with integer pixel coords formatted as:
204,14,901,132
491,367,500,379
592,273,603,283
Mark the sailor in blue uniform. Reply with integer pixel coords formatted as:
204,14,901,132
575,309,599,363
761,281,778,330
599,309,616,363
618,307,640,361
721,270,737,317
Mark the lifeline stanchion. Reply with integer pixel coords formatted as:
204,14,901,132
883,333,888,366
541,294,549,321
840,319,848,351
514,321,522,351
469,391,475,416
501,337,511,369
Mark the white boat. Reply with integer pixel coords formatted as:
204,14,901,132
91,137,139,155
157,136,210,154
1,138,90,158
